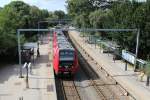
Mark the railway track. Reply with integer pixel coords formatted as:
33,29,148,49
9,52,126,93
61,79,81,100
79,55,120,100
68,33,129,100
56,77,81,100
55,31,129,100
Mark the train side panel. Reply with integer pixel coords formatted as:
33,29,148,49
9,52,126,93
53,48,59,74
52,31,79,76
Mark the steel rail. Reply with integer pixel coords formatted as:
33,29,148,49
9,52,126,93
69,32,128,100
61,79,81,100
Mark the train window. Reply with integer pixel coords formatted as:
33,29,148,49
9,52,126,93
60,51,74,57
60,52,64,55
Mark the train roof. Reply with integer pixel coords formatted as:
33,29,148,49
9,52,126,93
58,43,74,50
54,30,75,51
58,39,74,50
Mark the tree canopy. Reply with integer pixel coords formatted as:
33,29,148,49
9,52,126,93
67,0,150,60
0,1,56,61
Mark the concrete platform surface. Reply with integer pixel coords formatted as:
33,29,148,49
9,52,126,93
69,30,150,100
0,44,57,100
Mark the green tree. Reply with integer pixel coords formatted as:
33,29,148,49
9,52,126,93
67,0,94,28
54,10,65,19
0,1,50,61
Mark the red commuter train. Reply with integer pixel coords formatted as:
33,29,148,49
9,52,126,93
52,30,78,76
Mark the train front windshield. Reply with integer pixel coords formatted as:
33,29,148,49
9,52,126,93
59,50,74,67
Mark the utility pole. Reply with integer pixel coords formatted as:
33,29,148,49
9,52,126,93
17,30,23,78
134,29,140,71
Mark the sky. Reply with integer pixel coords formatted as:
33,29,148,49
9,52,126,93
0,0,146,13
0,0,67,13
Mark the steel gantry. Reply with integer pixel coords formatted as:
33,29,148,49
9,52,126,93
17,28,139,77
37,19,71,36
37,19,72,30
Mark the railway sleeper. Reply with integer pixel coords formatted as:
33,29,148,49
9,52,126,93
69,33,129,99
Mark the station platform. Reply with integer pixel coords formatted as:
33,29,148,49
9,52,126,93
0,44,57,100
69,30,150,100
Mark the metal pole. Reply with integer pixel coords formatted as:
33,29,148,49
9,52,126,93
95,37,96,48
38,22,39,34
26,64,29,88
18,30,23,78
125,61,128,71
38,22,40,41
146,75,149,86
134,29,140,71
33,48,34,65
